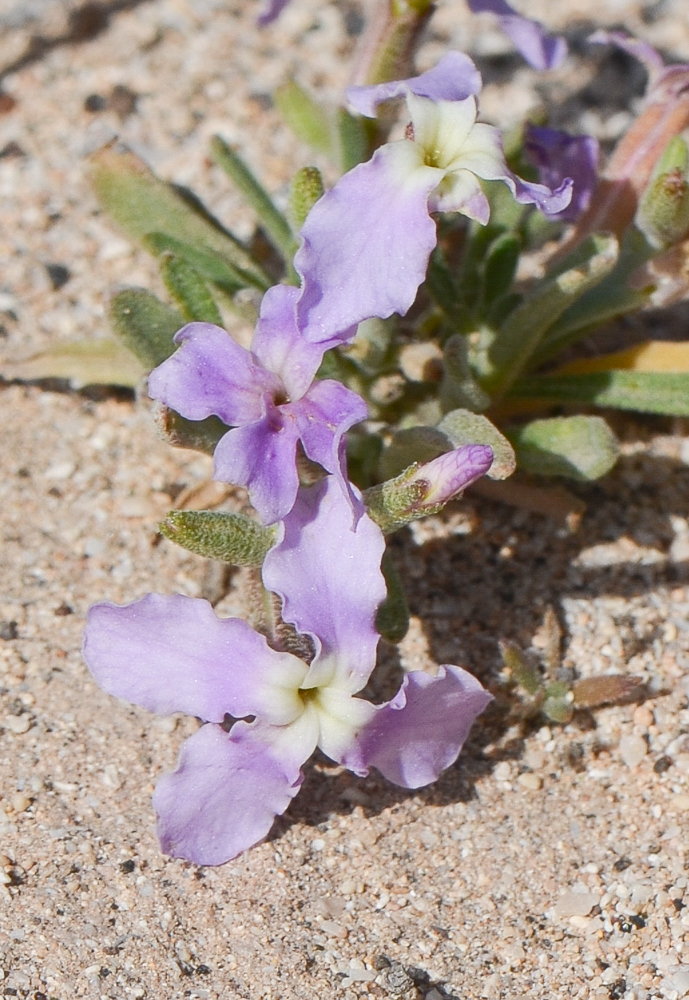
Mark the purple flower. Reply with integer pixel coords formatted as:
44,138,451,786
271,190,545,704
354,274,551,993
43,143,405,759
83,477,492,865
147,284,365,525
524,124,599,222
467,0,567,71
294,53,573,343
256,0,291,25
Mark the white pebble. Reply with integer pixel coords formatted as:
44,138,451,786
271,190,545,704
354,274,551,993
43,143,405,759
553,891,600,917
4,716,31,735
619,734,647,767
517,773,542,791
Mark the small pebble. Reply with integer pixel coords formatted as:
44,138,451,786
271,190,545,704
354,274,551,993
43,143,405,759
517,772,542,791
4,715,31,734
553,891,600,917
10,793,30,813
672,793,689,812
619,735,647,768
633,706,654,728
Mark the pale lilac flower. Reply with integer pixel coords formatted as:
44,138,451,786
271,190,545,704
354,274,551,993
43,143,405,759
467,0,567,71
524,124,599,221
295,53,573,343
147,284,365,525
83,477,492,865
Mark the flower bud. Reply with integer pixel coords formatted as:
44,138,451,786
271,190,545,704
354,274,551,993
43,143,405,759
636,137,689,248
365,444,493,532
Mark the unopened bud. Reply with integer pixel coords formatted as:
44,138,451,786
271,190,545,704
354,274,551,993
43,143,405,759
637,170,689,248
365,444,493,533
291,167,325,229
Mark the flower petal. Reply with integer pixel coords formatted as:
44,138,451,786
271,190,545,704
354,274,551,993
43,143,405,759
525,125,599,222
295,141,443,343
153,720,308,865
342,664,492,786
147,323,279,426
346,51,482,117
257,0,291,25
212,407,301,524
251,284,348,400
83,593,307,724
262,476,386,692
294,379,367,512
467,0,567,71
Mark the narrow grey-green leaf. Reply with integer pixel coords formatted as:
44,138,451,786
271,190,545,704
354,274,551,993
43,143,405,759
437,409,516,480
508,370,689,416
144,233,251,294
482,233,520,305
484,233,619,396
210,135,297,270
109,288,183,369
274,80,333,156
1,337,142,388
159,253,223,325
335,107,370,172
91,145,268,289
533,229,653,364
441,334,491,413
506,415,619,481
160,510,276,567
375,552,409,643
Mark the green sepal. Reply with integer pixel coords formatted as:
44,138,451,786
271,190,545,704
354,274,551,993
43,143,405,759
440,334,491,413
364,464,435,534
159,253,223,325
508,370,689,417
90,145,268,289
155,405,228,455
437,409,515,480
482,233,619,397
159,510,277,567
289,167,325,230
506,415,620,482
210,136,297,271
375,552,410,643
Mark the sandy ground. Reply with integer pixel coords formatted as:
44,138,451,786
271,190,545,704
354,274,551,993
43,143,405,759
2,1,689,997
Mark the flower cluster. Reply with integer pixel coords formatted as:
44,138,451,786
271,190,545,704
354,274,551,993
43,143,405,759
82,19,601,866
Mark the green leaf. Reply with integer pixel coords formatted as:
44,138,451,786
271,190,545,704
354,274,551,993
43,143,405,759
508,370,689,417
1,337,142,388
379,426,449,481
334,107,370,172
155,406,228,455
159,511,277,567
143,233,251,295
91,145,269,289
441,334,491,413
375,552,410,643
483,233,619,397
210,136,297,272
533,229,653,364
437,409,516,480
274,80,333,156
109,288,183,369
506,415,619,481
481,233,520,306
159,252,223,324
